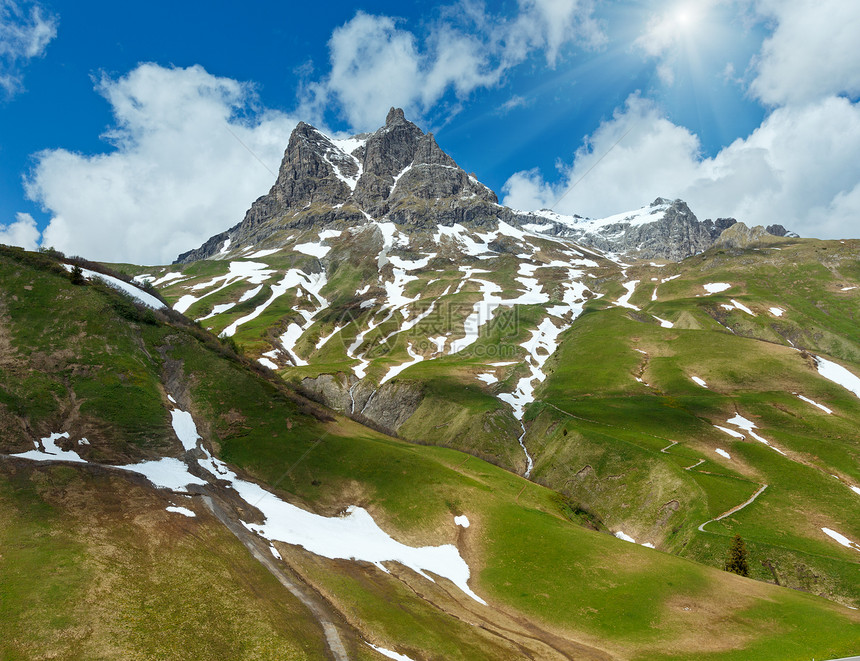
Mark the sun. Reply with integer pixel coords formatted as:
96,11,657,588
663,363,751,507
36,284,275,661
674,3,703,29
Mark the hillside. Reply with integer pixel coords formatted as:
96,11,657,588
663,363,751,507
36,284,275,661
116,110,860,611
1,239,859,659
3,108,860,660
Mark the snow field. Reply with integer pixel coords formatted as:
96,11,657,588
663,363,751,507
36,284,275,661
11,431,87,463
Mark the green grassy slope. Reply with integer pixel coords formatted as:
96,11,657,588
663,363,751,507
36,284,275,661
0,245,858,659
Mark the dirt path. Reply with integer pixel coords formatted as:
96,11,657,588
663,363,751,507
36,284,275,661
698,484,768,533
199,493,350,661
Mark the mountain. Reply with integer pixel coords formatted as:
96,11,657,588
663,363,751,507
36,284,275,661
1,243,859,661
2,109,857,660
176,108,759,264
511,198,741,261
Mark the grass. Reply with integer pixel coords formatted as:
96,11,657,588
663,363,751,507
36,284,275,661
1,242,859,658
0,464,328,660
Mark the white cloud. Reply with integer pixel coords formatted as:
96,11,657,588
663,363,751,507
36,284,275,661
25,63,300,264
504,94,701,215
305,1,604,131
502,93,860,239
750,0,860,105
512,0,606,65
0,212,39,249
0,0,57,94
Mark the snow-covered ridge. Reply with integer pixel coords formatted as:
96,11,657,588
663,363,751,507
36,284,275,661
517,201,671,234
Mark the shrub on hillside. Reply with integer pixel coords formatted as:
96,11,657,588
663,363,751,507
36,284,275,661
725,534,750,576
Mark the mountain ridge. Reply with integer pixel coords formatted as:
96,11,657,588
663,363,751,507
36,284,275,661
176,108,787,264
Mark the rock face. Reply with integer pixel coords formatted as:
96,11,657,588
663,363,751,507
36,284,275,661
176,107,498,263
713,222,786,249
299,373,423,434
508,199,738,261
175,108,793,264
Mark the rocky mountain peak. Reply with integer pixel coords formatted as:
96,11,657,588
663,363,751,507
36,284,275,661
174,109,790,264
385,106,407,126
176,109,500,262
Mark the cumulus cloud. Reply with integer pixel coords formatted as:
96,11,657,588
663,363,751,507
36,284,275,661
26,63,300,264
305,0,604,130
504,94,702,214
0,0,57,94
502,93,860,238
750,0,860,105
0,211,39,249
507,2,860,239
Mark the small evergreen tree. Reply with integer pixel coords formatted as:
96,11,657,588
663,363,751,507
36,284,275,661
69,265,86,286
724,533,750,576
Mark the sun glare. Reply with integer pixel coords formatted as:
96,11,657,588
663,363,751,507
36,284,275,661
675,5,700,29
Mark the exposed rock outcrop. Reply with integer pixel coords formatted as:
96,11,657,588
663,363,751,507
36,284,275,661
713,222,787,249
299,373,423,434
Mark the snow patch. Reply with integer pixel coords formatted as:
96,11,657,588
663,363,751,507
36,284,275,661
769,307,784,317
166,506,196,518
796,394,833,414
196,301,237,322
246,248,280,259
258,357,279,370
729,299,756,316
117,457,208,493
66,266,166,310
379,343,424,385
294,242,331,258
170,409,201,451
454,515,470,528
703,283,731,294
11,432,87,463
715,449,731,460
714,425,746,440
813,355,860,399
691,376,708,388
614,531,636,543
726,414,786,455
366,643,416,661
150,271,188,287
821,528,860,552
614,280,640,310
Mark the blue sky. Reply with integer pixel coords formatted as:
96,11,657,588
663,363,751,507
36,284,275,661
1,0,859,263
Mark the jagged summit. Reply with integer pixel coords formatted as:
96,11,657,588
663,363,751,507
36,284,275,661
175,109,793,264
176,108,499,263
